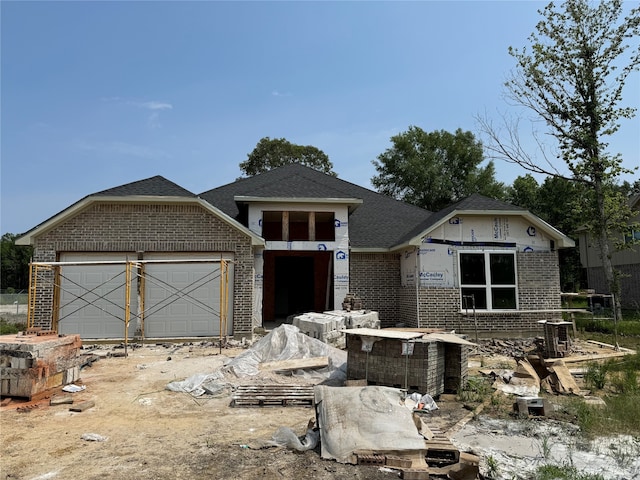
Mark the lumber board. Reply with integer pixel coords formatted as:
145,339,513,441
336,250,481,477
259,356,328,372
69,400,95,412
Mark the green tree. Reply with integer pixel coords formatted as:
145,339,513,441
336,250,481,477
479,0,640,319
1,233,32,291
371,127,506,212
240,137,336,177
507,174,541,211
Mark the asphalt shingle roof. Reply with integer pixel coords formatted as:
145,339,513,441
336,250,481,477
199,164,434,249
91,175,196,198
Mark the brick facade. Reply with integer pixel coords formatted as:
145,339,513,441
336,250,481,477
30,202,255,336
403,251,562,334
349,252,400,326
349,250,563,335
29,201,568,338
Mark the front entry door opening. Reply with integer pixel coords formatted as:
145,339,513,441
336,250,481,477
275,256,314,319
263,251,333,325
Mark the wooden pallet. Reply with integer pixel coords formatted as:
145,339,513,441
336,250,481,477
230,385,315,407
424,425,460,465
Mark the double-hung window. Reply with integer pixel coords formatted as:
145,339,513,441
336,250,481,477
459,251,517,310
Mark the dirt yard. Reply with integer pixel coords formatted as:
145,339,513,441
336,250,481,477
0,342,472,480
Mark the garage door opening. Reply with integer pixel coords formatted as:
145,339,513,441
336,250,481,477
263,251,333,325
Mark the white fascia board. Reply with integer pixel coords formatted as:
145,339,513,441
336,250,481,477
16,196,265,247
390,209,575,251
234,196,363,212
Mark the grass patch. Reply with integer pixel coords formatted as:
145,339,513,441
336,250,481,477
457,375,492,406
566,393,640,437
575,330,640,350
536,464,605,480
0,317,26,335
576,317,640,337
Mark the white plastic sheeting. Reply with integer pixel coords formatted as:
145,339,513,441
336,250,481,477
267,427,320,451
314,385,427,464
166,324,347,396
223,324,347,383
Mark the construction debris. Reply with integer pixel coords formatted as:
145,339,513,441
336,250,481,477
541,359,582,395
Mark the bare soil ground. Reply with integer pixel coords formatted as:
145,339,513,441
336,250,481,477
1,342,471,480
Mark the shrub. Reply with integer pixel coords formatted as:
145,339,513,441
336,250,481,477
584,362,608,390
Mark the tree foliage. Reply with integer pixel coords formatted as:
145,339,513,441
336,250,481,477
240,137,336,177
371,127,506,212
479,0,640,317
508,175,587,290
1,233,32,291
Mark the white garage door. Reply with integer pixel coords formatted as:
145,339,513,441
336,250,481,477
142,253,234,338
58,253,137,339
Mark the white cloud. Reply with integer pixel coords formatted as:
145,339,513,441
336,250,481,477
101,97,173,128
271,90,292,97
136,101,173,111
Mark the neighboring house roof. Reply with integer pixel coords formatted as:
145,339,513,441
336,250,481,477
199,163,434,250
16,176,263,246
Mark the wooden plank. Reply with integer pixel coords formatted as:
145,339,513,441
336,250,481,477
586,340,636,353
69,400,95,412
259,357,329,372
50,395,74,406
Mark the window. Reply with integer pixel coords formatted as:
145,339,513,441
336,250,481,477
289,211,310,241
624,229,640,244
315,212,336,241
262,211,335,242
262,211,284,241
459,252,517,310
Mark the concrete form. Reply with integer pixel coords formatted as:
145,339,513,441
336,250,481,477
0,333,82,400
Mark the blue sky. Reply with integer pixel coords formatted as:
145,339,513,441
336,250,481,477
2,1,638,235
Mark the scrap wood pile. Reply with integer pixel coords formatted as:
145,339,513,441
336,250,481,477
475,337,634,361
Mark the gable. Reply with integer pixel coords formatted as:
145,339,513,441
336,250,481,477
200,163,433,250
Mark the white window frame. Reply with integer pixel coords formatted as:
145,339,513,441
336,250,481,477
458,250,518,311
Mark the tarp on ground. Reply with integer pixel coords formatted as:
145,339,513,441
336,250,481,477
166,324,347,396
314,385,427,464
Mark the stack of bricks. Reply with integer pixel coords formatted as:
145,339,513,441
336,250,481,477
346,335,448,396
0,333,83,400
342,293,364,311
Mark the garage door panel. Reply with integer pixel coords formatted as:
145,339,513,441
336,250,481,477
59,253,137,339
143,254,234,338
